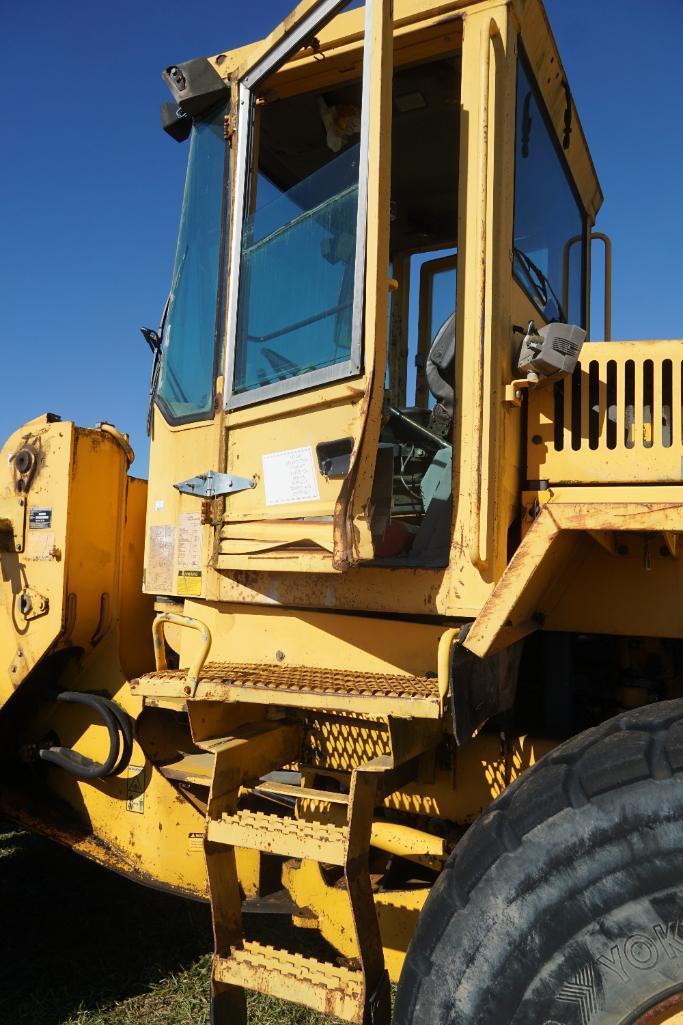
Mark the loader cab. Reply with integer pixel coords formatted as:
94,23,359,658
145,0,602,614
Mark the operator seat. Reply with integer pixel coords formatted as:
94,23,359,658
425,311,455,440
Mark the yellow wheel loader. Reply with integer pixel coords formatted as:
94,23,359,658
3,2,683,1023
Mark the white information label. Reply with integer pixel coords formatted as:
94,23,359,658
178,511,202,571
262,446,321,506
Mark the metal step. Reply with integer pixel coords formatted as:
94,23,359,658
253,779,350,805
132,660,441,718
213,942,365,1023
158,751,213,785
208,809,349,865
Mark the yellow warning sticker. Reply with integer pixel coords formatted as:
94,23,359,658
177,570,202,596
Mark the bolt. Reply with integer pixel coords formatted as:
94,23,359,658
275,650,285,662
531,434,543,445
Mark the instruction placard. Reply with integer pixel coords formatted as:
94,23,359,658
146,524,175,593
262,446,320,506
177,511,202,571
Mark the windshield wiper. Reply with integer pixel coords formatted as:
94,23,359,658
140,293,169,438
513,246,566,322
141,244,191,435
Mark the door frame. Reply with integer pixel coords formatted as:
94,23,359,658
223,0,375,410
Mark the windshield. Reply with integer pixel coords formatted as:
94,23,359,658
157,104,228,422
513,56,585,325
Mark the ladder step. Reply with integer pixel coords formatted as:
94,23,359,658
254,779,350,805
214,942,365,1023
158,751,213,785
208,810,349,865
132,660,441,718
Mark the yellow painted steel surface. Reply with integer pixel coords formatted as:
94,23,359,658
141,0,603,625
2,1,682,1022
528,342,683,484
466,489,683,658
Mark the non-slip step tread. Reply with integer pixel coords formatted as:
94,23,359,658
208,809,349,864
214,942,364,1021
132,661,440,716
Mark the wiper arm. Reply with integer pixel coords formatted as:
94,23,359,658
513,246,567,322
141,293,170,438
142,244,191,436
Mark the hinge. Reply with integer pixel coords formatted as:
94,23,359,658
174,470,255,499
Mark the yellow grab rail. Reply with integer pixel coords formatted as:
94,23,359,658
437,626,460,707
152,612,212,699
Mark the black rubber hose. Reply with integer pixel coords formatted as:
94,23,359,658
38,692,121,781
96,696,134,776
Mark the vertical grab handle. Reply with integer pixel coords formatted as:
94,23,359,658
469,17,499,568
152,612,212,698
563,231,612,341
591,232,612,342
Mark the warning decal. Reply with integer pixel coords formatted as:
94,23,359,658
126,765,145,814
177,570,202,596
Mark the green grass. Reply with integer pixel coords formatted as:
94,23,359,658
0,823,342,1025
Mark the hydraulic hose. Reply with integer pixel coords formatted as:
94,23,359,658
96,696,134,776
38,692,132,781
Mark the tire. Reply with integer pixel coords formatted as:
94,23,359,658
394,699,683,1025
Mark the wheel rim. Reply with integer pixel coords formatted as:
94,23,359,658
633,993,683,1024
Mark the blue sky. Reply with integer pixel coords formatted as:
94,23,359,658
3,0,682,474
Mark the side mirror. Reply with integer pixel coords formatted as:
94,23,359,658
517,321,586,384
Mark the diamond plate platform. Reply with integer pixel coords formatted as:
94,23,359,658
131,661,441,718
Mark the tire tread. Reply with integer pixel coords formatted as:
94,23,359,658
394,699,683,1025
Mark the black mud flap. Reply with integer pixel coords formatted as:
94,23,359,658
450,623,523,746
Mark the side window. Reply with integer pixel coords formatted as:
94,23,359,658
513,56,585,326
225,0,370,410
157,105,229,423
233,124,363,399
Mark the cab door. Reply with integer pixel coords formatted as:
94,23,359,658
218,0,393,571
